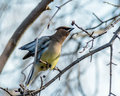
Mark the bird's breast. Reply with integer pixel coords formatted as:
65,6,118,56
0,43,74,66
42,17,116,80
39,42,61,70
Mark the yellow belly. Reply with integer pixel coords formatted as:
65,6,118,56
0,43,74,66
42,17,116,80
38,49,60,71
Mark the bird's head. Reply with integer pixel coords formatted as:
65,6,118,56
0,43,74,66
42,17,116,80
55,26,74,36
52,26,74,44
55,26,74,37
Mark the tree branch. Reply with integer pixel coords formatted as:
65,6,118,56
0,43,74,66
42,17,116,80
0,0,54,73
0,87,13,96
31,26,120,95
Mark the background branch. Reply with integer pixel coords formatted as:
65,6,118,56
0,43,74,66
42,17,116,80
0,0,54,73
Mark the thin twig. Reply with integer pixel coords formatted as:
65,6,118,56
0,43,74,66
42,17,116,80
104,1,120,7
73,22,95,38
0,87,13,96
39,76,43,96
108,45,113,96
79,40,92,53
34,38,39,64
47,0,72,28
108,45,117,96
86,15,120,30
21,63,33,82
77,65,86,96
79,18,120,53
92,13,103,23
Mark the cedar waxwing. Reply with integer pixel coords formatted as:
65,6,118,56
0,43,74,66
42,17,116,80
20,26,74,86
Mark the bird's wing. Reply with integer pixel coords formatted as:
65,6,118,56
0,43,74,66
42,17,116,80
19,36,51,59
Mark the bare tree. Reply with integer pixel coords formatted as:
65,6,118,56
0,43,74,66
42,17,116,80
0,0,120,96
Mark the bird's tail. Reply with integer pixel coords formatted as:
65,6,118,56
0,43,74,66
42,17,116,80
25,64,39,86
23,52,32,60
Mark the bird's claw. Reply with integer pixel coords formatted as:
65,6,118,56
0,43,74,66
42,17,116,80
53,67,62,80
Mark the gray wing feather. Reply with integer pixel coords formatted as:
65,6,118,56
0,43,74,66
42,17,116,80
19,36,50,59
20,36,50,51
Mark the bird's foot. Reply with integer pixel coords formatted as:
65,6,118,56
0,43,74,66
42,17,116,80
53,67,62,73
53,67,62,80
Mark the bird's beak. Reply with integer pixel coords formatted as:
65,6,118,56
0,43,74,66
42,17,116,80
68,28,74,32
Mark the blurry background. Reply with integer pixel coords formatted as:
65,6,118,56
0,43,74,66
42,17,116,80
0,0,120,96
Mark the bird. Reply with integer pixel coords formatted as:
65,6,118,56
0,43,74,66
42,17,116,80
19,26,74,86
